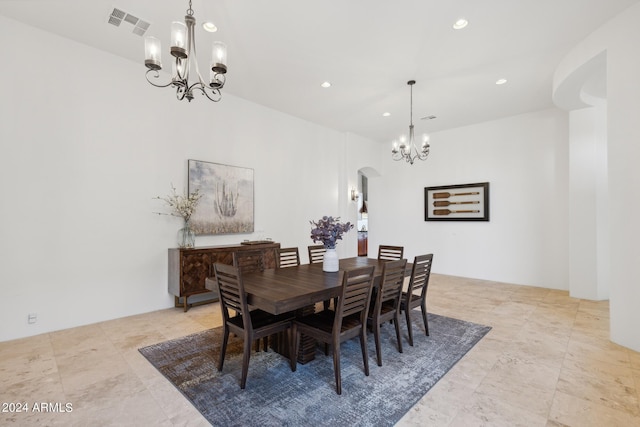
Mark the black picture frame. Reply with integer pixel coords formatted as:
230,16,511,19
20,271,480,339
424,182,490,221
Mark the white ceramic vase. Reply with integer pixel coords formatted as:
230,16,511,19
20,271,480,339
323,248,339,272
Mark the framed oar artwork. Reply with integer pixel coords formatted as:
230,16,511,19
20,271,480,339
424,182,489,221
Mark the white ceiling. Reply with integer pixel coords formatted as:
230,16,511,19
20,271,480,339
1,0,638,144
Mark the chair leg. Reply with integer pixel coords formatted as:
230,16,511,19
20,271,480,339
374,321,382,367
405,308,414,346
240,335,252,389
393,315,403,354
421,303,429,336
332,338,342,395
360,327,370,376
218,327,229,371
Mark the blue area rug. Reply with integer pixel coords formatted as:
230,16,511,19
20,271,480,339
139,312,491,427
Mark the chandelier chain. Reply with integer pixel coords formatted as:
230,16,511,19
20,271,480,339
410,83,413,127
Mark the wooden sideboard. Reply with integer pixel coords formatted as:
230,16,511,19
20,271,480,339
168,242,280,311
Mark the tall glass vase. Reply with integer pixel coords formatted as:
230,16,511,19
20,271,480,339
323,248,339,272
178,220,195,248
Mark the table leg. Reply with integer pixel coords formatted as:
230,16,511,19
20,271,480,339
296,305,317,364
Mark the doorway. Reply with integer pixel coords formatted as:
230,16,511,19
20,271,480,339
356,172,368,256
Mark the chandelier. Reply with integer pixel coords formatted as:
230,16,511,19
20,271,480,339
143,0,227,102
391,80,431,164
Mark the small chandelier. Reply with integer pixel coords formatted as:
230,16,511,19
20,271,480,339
143,0,227,102
391,80,431,164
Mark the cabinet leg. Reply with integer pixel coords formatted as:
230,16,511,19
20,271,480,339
174,296,191,312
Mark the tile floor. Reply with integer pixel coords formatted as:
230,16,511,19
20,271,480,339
1,274,639,426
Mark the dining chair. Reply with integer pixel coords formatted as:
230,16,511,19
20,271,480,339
276,247,300,268
213,263,295,389
367,258,407,366
233,250,265,274
307,244,326,264
233,250,269,351
400,254,434,346
292,266,375,395
377,245,404,261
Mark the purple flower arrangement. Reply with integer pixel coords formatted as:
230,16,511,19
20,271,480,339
310,216,354,249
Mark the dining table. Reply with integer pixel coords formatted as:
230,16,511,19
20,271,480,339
207,256,412,363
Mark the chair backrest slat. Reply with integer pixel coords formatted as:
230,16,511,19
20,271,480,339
214,263,249,324
308,244,326,264
376,259,408,308
277,247,300,268
408,254,433,296
336,266,375,319
378,245,404,261
233,250,265,274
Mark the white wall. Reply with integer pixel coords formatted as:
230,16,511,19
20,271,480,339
0,16,372,341
368,109,570,289
568,105,609,300
553,3,640,352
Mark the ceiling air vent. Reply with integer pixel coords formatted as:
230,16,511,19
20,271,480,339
123,13,139,25
107,6,150,36
133,20,151,36
107,8,126,27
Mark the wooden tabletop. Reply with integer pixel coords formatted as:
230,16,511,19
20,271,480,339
238,257,411,315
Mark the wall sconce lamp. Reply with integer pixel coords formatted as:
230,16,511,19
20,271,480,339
351,188,359,201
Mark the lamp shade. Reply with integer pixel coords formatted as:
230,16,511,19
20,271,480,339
170,21,187,58
211,41,227,74
144,36,162,70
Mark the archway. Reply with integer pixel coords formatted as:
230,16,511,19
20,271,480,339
355,167,381,256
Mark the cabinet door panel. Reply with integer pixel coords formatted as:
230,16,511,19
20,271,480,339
181,252,210,295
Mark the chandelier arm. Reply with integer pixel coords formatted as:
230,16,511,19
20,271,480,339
145,69,176,88
175,84,189,101
210,72,226,89
189,82,222,102
185,14,208,87
174,57,187,81
191,19,209,87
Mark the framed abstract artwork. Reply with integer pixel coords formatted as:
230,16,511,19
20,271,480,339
424,182,489,221
188,159,255,234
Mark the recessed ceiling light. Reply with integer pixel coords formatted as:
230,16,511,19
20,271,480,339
453,18,468,30
202,22,217,32
496,78,508,85
321,81,331,88
383,112,391,117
